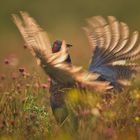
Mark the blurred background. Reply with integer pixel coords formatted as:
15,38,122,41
1,0,140,75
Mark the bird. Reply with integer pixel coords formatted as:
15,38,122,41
12,12,140,123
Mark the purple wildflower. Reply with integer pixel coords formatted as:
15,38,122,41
103,127,114,137
41,83,48,89
0,74,6,80
4,59,9,65
19,67,25,73
4,54,18,66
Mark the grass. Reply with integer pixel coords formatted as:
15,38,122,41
0,60,140,140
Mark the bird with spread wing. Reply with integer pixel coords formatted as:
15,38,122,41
12,12,140,123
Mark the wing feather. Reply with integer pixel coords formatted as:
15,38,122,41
86,16,140,87
12,12,110,92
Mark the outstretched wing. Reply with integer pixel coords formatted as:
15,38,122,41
12,12,111,92
84,16,140,86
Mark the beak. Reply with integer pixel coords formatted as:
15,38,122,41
66,43,72,48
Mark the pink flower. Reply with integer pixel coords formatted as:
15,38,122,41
41,83,48,89
0,74,6,80
11,73,18,80
19,67,25,73
4,59,9,65
23,45,28,49
47,77,51,82
22,72,30,78
4,54,18,66
103,127,114,137
18,67,30,78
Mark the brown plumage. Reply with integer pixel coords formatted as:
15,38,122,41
12,12,140,123
12,12,110,91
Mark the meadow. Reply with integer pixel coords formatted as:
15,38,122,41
0,56,140,140
1,0,140,139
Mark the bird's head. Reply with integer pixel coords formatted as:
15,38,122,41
52,40,72,63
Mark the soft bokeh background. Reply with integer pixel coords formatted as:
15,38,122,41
1,0,140,74
0,1,140,139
